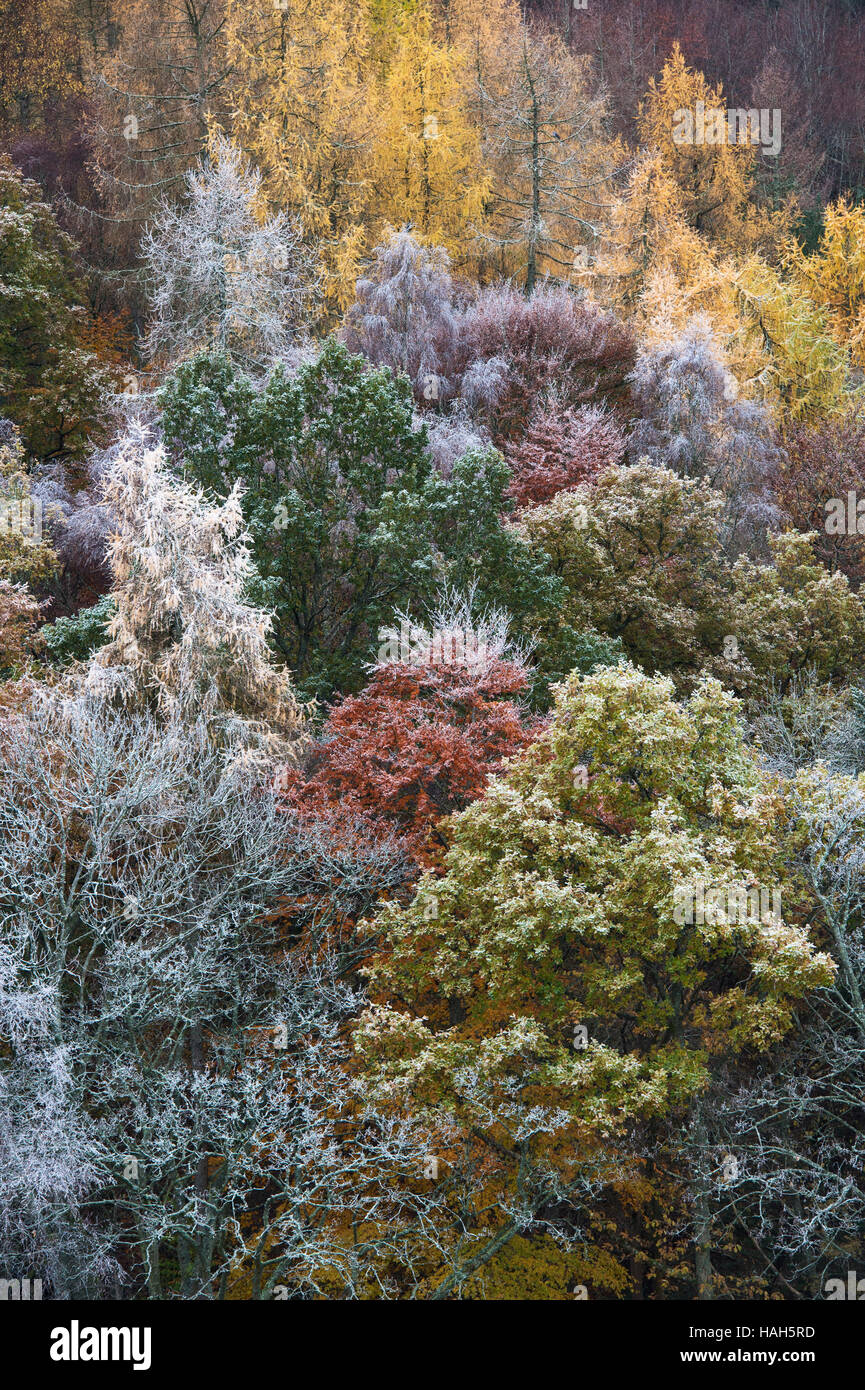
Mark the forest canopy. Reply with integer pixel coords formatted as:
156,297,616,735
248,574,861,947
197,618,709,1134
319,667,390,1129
1,0,865,1312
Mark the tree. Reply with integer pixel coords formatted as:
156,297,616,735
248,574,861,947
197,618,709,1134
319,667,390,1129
518,462,746,693
279,592,536,865
424,444,562,644
82,423,306,759
342,227,460,406
748,46,826,214
749,670,865,781
0,156,110,459
29,438,112,617
159,338,434,699
160,339,560,700
140,135,315,373
591,151,784,406
422,402,492,478
357,663,833,1295
775,410,865,587
784,196,865,369
690,767,865,1296
0,420,58,588
628,316,780,554
85,0,233,250
505,398,624,509
224,0,375,316
594,147,711,320
731,530,865,692
0,0,82,135
520,461,865,698
371,1,490,261
0,694,468,1298
731,253,855,423
41,592,115,665
454,281,634,447
637,43,787,257
476,19,620,292
0,579,44,675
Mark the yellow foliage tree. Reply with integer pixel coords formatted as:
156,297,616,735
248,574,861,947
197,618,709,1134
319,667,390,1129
225,0,376,318
593,152,769,393
370,0,491,268
596,148,855,419
638,42,789,258
784,196,865,368
0,0,82,132
595,149,710,313
732,254,857,420
475,18,622,291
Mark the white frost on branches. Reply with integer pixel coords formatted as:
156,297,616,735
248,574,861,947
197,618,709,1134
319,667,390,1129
0,698,464,1298
342,227,459,403
140,134,316,373
81,424,306,761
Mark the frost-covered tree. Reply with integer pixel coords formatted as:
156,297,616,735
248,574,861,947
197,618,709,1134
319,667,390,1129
82,424,306,761
628,318,780,555
0,579,44,675
518,463,747,693
280,586,536,864
140,135,315,373
159,341,560,700
159,339,436,699
505,398,625,509
342,228,460,406
420,403,492,479
475,21,618,292
776,411,865,588
0,158,111,460
0,420,58,589
521,466,865,698
749,670,865,779
688,768,865,1296
0,695,471,1299
29,462,111,614
357,664,833,1295
454,282,634,446
41,595,116,666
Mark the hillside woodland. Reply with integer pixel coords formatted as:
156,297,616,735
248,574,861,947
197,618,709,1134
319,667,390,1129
1,0,865,1301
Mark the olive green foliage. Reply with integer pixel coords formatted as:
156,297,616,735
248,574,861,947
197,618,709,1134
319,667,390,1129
359,664,833,1135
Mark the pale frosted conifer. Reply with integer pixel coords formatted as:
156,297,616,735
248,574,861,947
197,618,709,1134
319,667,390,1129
628,317,780,554
140,134,315,373
83,425,306,761
342,227,459,403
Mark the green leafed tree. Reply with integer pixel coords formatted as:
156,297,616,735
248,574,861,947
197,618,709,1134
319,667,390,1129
520,463,865,698
160,338,560,699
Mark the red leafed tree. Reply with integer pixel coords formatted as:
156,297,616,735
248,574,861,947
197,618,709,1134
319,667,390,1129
506,400,625,509
456,283,634,447
277,655,537,865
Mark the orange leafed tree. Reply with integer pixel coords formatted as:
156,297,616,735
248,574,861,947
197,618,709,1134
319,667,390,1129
277,654,537,865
